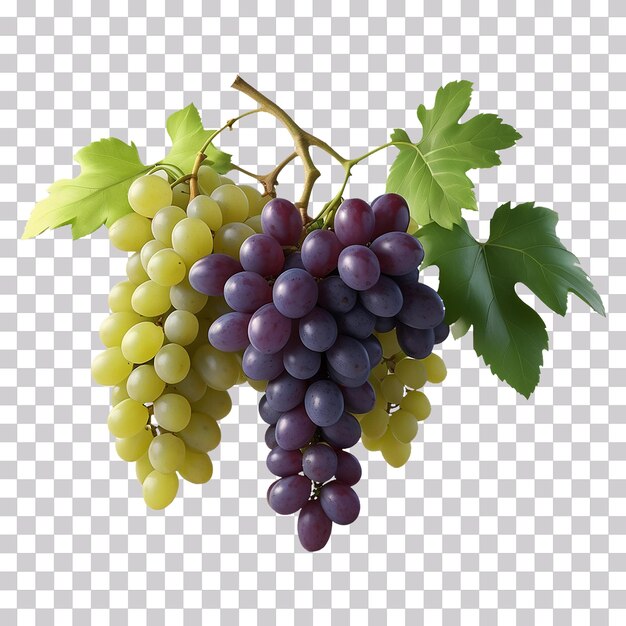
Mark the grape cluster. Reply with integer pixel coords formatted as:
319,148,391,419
189,192,448,551
91,165,266,509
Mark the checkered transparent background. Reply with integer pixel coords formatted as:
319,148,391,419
0,1,623,624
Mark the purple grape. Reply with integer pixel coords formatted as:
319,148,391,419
259,395,282,425
272,268,318,319
302,444,338,483
326,335,371,386
266,447,303,477
265,424,278,448
267,474,312,515
334,451,362,486
248,303,292,355
337,245,381,291
340,381,376,414
335,303,376,340
283,251,305,270
301,229,342,277
298,500,333,552
369,232,424,276
319,480,360,525
434,321,450,344
374,316,396,333
223,271,272,313
242,345,285,381
397,283,445,329
239,233,285,277
317,276,357,314
359,275,403,317
304,380,344,427
265,371,308,413
274,404,317,450
189,254,242,296
327,364,368,388
299,307,338,352
393,268,419,287
371,193,410,237
321,412,361,449
359,335,383,369
208,312,252,352
283,335,322,380
396,323,435,359
261,198,303,245
333,198,375,246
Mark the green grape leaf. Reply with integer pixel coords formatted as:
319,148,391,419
22,137,151,239
418,202,606,397
386,81,522,229
163,104,232,174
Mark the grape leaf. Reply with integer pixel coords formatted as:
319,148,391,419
163,103,232,174
22,138,151,239
418,202,605,397
386,81,522,229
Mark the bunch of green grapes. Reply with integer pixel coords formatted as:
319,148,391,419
91,164,267,509
356,329,447,468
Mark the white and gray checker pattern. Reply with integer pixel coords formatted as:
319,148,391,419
0,1,623,624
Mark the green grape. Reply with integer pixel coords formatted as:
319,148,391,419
244,215,263,234
400,390,431,421
179,448,213,484
371,361,388,381
369,377,387,412
170,278,208,314
164,310,199,346
120,321,164,364
151,205,187,246
171,182,190,209
142,470,179,510
92,347,133,386
407,217,419,234
379,428,412,467
154,343,190,384
211,184,249,224
147,248,186,287
359,407,389,440
192,386,232,420
167,368,207,403
128,174,173,218
219,175,235,185
200,296,231,323
109,212,153,251
99,311,143,347
153,393,191,432
187,195,223,231
213,222,255,261
422,353,447,384
238,184,266,217
246,378,267,392
135,452,155,484
115,428,153,462
381,374,404,404
395,357,427,389
187,319,212,354
361,432,383,452
376,330,401,358
171,218,213,267
178,412,221,453
197,164,222,195
192,344,240,391
108,280,136,313
140,239,167,270
126,364,166,403
126,252,149,285
131,280,172,317
107,398,149,438
148,433,186,474
389,409,418,443
111,380,130,405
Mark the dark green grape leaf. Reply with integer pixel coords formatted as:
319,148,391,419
418,202,605,397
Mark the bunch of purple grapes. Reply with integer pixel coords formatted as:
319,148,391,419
188,192,446,551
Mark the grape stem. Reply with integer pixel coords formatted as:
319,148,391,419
169,173,193,189
188,107,263,201
229,150,298,198
231,75,349,224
